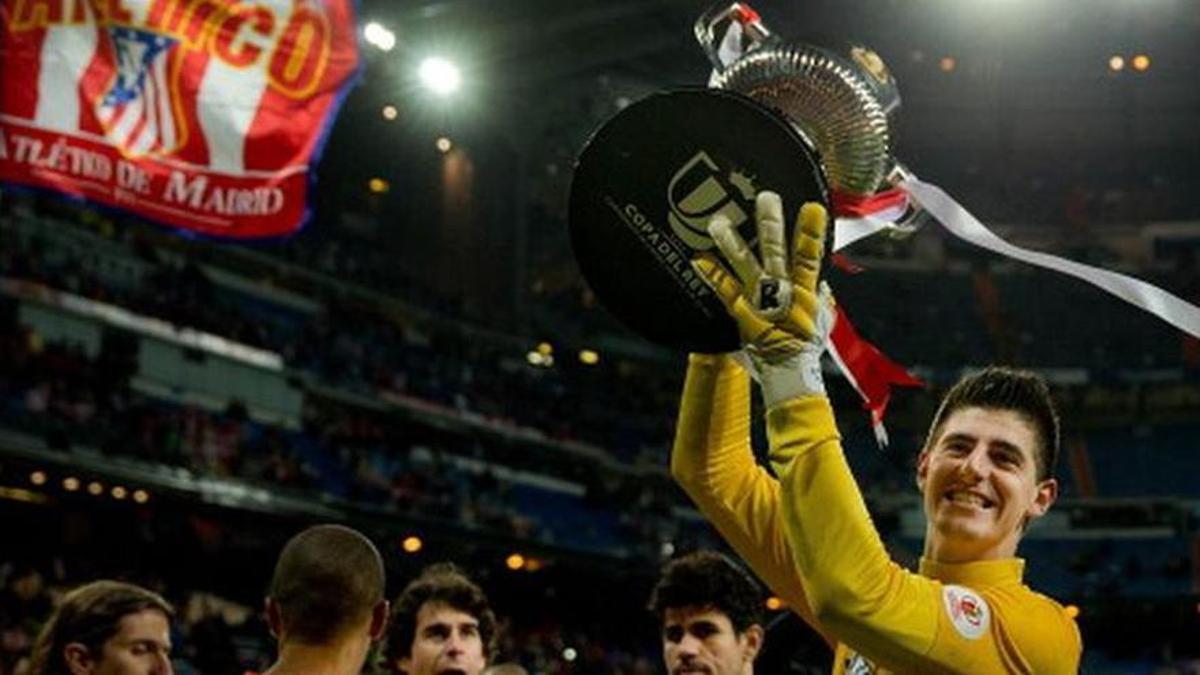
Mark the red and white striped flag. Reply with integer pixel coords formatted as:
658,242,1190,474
0,0,361,238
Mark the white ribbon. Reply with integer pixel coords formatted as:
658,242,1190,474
833,200,908,252
900,177,1200,338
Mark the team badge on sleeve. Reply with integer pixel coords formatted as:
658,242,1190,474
942,585,990,640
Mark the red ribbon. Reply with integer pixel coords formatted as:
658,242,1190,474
830,188,909,218
828,304,924,443
731,3,762,25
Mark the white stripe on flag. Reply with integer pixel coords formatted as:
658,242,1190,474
123,0,153,25
193,0,290,172
196,57,270,172
108,87,144,149
35,6,99,131
152,53,176,151
142,62,160,153
127,76,154,155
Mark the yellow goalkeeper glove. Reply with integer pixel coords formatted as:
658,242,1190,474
691,192,834,407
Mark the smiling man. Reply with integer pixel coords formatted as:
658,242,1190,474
385,563,494,675
649,551,765,675
918,386,1059,565
672,194,1081,673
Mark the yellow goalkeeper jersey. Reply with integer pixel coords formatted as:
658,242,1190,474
672,355,1081,675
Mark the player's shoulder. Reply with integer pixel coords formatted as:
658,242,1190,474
989,583,1082,673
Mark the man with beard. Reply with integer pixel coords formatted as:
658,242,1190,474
28,580,174,675
649,551,765,675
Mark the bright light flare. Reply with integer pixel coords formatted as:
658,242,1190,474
1131,54,1150,72
1108,55,1125,72
419,56,462,96
382,104,398,121
402,536,423,553
363,22,395,52
436,136,452,153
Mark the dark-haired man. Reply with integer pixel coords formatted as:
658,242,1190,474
28,580,174,675
673,194,1081,673
259,524,388,675
649,551,765,675
385,563,494,675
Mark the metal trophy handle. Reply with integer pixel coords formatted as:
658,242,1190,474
694,3,774,75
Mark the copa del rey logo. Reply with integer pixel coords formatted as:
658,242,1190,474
942,585,990,640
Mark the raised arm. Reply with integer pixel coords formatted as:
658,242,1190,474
670,352,826,638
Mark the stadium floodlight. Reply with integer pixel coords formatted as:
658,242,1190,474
363,22,396,52
418,56,462,96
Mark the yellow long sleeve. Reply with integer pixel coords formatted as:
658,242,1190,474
766,397,1082,674
670,353,825,636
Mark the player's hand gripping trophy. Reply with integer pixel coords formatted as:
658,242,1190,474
692,192,834,408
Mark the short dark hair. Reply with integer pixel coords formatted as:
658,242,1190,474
29,580,173,675
925,367,1060,480
386,563,496,665
648,551,763,634
268,524,385,644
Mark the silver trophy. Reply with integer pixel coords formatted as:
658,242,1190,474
696,2,924,234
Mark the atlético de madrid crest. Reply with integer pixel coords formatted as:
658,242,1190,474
92,25,186,158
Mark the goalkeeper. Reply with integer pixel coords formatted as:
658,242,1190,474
671,192,1082,673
